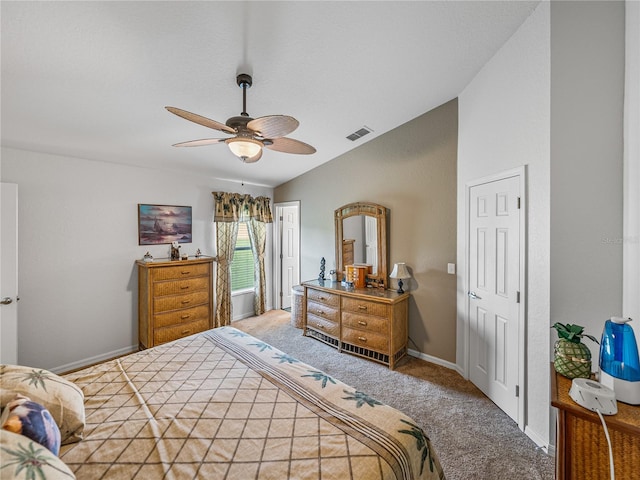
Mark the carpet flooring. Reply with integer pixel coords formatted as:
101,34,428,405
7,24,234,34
233,310,555,480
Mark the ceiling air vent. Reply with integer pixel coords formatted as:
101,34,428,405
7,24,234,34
346,126,373,141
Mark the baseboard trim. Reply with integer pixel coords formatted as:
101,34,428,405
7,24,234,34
524,425,551,452
51,345,138,375
407,348,459,372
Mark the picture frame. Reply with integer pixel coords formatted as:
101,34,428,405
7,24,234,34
138,204,192,245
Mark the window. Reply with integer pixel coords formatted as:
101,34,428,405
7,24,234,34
231,222,255,292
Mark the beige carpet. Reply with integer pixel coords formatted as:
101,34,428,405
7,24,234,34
233,310,554,480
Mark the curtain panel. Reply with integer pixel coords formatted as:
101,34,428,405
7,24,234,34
212,192,272,325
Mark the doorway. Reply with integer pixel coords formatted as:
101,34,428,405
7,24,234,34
465,167,526,429
274,201,300,310
1,183,19,364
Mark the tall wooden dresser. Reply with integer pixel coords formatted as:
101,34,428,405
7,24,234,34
137,256,214,349
551,366,640,479
302,279,409,369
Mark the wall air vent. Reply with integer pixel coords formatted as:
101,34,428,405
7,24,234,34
346,126,373,141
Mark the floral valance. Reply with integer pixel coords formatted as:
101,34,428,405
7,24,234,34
212,192,273,223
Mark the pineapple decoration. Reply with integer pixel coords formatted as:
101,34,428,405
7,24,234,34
552,323,599,379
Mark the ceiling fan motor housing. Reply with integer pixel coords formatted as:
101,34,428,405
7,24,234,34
226,115,253,131
236,73,252,89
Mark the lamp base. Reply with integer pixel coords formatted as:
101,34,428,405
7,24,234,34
396,279,404,294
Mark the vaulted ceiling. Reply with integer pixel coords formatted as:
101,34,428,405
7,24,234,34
1,1,539,187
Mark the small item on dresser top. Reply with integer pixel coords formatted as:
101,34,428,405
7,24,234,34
329,270,337,282
318,256,326,281
569,378,618,415
600,316,640,404
143,251,153,262
170,241,181,260
195,248,202,257
389,262,411,294
181,252,188,260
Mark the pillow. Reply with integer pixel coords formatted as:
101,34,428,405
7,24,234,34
0,429,75,479
1,394,61,455
0,365,84,445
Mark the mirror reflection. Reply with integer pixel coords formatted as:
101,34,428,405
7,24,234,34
335,202,388,286
342,215,378,274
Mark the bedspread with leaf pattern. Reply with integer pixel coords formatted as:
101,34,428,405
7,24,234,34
60,327,445,480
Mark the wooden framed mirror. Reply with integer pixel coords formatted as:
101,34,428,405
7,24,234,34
335,202,388,286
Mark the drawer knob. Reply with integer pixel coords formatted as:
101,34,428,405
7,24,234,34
316,309,324,315
358,305,368,311
181,271,191,275
319,296,326,300
181,300,190,305
316,323,324,329
180,285,190,290
358,336,367,342
181,314,191,319
181,329,191,335
358,320,368,326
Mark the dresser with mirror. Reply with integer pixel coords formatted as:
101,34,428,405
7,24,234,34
302,202,409,369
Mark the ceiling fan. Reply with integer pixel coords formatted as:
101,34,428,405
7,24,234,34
166,74,316,163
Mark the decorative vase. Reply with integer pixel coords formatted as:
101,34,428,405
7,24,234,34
554,338,592,379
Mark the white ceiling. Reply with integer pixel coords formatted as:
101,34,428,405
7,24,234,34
1,1,538,188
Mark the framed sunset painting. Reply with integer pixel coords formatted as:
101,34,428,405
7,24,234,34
138,204,192,245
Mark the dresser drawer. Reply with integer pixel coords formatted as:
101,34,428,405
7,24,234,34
306,299,339,323
306,312,339,338
342,297,388,317
152,263,210,281
153,277,209,297
153,318,210,345
306,288,339,308
342,327,388,353
154,291,209,313
342,311,387,334
154,304,210,329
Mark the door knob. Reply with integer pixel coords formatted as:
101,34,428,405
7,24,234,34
467,291,481,300
1,297,13,305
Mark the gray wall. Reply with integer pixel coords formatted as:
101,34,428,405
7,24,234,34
550,1,625,364
275,99,458,364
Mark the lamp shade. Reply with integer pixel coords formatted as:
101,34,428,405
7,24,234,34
227,137,262,160
389,262,410,279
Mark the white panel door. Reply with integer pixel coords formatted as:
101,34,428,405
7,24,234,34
468,175,521,422
278,204,300,309
1,183,19,364
365,216,378,274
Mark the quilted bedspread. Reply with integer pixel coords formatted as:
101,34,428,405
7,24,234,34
60,327,445,479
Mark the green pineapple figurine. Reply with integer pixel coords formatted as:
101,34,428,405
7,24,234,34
552,322,599,379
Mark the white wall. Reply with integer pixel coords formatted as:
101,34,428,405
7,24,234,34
457,2,550,447
1,147,273,372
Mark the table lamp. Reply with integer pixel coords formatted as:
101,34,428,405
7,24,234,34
389,262,410,294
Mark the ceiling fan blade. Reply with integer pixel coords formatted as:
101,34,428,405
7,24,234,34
242,149,263,164
172,138,227,147
265,137,316,155
166,106,236,134
248,115,299,138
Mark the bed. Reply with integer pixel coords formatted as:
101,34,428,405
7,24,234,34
2,327,445,480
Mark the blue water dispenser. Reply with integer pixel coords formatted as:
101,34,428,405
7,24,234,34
599,317,640,405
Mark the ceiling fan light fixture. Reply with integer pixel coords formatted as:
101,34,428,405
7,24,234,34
227,137,262,161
